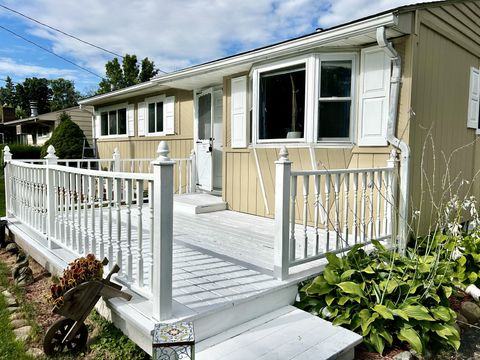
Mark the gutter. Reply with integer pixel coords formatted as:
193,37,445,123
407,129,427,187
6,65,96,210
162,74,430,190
376,26,411,254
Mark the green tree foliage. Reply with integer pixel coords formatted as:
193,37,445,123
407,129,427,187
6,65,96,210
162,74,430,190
40,112,86,159
14,77,51,115
0,77,15,107
97,54,159,94
49,78,80,112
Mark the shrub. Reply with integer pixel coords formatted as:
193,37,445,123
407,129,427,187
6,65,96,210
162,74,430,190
0,143,41,161
40,112,86,159
296,242,460,355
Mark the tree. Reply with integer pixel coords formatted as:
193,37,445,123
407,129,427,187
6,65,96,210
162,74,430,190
0,76,15,106
14,77,51,115
49,78,80,112
97,54,159,94
40,112,86,159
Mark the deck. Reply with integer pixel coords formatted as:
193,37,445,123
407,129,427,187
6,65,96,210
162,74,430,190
6,195,332,355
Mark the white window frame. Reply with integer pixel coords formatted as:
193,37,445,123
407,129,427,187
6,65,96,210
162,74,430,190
98,103,128,138
251,53,357,147
314,53,357,145
252,55,315,144
145,94,167,136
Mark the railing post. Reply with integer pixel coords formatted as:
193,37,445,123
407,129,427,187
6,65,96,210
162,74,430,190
45,145,58,249
189,149,196,194
112,147,121,172
3,146,12,217
387,150,399,252
274,146,292,281
152,141,175,321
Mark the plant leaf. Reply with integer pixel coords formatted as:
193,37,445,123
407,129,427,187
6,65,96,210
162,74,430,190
398,327,423,354
325,293,335,306
402,305,435,321
340,269,357,281
326,253,342,269
468,272,478,284
391,309,409,321
431,306,452,322
363,265,375,274
337,281,365,298
324,268,340,285
373,304,394,320
369,330,385,354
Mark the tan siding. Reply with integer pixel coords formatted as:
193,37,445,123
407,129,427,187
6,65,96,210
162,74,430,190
409,5,480,233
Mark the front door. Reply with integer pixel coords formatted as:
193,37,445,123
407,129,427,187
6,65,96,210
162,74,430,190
195,88,223,192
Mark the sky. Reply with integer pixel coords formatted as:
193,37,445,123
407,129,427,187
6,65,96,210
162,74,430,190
0,0,437,94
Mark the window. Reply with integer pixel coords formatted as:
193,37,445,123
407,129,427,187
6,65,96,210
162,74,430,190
318,60,353,140
252,53,356,145
258,64,306,140
100,107,127,136
148,101,164,133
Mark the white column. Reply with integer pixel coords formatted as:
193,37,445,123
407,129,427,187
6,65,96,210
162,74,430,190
113,147,121,172
152,141,175,321
274,146,292,281
45,145,58,249
3,146,12,217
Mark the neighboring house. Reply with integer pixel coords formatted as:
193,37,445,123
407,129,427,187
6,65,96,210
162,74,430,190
79,0,480,235
3,106,94,147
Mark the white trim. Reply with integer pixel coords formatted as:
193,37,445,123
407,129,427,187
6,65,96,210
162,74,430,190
468,67,480,129
144,94,169,137
98,102,129,139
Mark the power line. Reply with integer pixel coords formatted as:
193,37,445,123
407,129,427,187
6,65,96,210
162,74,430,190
0,24,104,79
0,3,168,75
0,3,123,58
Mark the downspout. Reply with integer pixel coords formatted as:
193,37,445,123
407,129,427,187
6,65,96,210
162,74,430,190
376,26,411,254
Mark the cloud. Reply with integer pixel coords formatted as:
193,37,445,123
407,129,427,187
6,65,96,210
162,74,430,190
0,57,77,79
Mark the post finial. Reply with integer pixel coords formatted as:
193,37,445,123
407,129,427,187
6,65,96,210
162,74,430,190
45,145,58,159
113,147,119,156
278,146,289,162
190,149,195,157
389,149,398,161
157,141,170,161
3,145,11,161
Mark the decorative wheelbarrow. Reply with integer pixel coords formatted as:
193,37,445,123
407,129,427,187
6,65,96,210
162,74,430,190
43,260,132,356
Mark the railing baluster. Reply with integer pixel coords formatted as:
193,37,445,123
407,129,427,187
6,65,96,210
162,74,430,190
289,176,297,261
59,170,65,245
114,178,122,271
334,174,340,250
361,172,367,243
83,174,89,254
64,171,71,248
324,173,331,252
136,180,144,287
376,171,382,239
98,176,105,259
369,171,374,240
302,176,309,259
125,179,133,281
149,181,154,290
383,171,389,237
343,173,350,246
314,175,320,255
106,178,114,266
353,173,359,244
70,173,77,252
89,176,96,255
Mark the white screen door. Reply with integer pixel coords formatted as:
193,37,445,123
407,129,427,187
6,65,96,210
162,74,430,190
196,90,213,191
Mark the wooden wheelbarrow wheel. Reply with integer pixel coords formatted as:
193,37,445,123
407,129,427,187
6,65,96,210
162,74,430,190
43,318,88,356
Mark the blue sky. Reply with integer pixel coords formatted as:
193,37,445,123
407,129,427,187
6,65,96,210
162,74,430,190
0,0,435,94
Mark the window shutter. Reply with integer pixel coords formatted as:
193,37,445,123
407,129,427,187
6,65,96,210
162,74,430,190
138,102,146,136
127,104,135,136
164,96,175,135
94,111,101,138
231,76,247,148
467,67,480,129
358,47,391,146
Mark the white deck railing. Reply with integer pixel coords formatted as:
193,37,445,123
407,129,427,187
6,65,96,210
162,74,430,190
4,142,175,321
274,147,398,280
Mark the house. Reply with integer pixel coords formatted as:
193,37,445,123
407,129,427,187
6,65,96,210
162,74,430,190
79,0,480,237
3,105,94,147
3,1,480,358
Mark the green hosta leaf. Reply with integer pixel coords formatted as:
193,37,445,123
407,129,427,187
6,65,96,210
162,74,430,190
378,329,393,345
468,272,478,283
442,286,453,299
360,312,379,335
380,279,399,294
418,262,431,273
326,252,343,269
369,330,385,354
338,296,350,306
325,293,335,306
324,268,340,285
398,327,423,354
431,323,455,339
340,269,357,281
431,306,452,322
402,305,435,321
371,239,386,251
306,276,332,296
391,309,409,321
426,291,441,304
457,256,467,267
363,265,375,274
337,281,365,298
373,304,394,320
332,311,352,326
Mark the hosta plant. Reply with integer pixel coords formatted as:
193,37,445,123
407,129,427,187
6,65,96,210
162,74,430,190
47,254,104,307
296,241,460,355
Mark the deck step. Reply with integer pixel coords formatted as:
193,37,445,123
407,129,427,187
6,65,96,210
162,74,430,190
174,193,227,214
196,305,362,360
